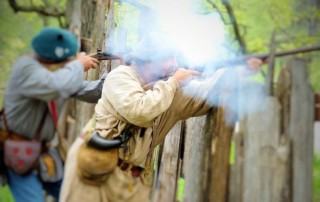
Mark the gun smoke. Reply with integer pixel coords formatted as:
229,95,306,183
108,0,266,123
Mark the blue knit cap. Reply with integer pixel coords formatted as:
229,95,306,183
32,27,78,61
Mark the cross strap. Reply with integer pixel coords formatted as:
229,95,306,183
1,106,48,141
1,108,9,132
48,100,58,128
34,107,49,140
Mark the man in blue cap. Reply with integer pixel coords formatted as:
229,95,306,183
0,27,104,202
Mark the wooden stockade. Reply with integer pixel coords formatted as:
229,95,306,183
58,2,315,201
151,57,314,202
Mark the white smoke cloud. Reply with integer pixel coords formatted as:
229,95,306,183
111,0,267,123
154,0,230,66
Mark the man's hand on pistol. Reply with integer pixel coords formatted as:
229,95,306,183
77,52,100,71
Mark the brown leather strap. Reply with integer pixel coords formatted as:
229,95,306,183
1,106,48,141
34,107,49,141
0,108,9,144
8,133,29,141
1,108,10,133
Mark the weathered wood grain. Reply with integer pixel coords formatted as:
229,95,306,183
209,107,234,202
288,58,314,202
153,121,183,202
183,114,212,202
242,97,291,202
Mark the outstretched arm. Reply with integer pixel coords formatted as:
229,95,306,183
72,73,107,103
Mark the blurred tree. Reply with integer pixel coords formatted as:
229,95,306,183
0,0,62,107
199,0,320,90
7,0,67,26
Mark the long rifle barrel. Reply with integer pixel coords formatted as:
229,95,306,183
210,46,320,68
92,46,320,69
245,46,320,60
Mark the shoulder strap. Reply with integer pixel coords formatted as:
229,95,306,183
32,100,59,140
48,100,58,128
34,106,49,141
1,108,10,133
1,106,48,141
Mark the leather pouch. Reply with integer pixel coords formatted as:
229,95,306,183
39,148,64,182
4,139,41,175
76,143,119,186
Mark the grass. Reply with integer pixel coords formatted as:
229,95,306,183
314,155,320,202
0,184,14,202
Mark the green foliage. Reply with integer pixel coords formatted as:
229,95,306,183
0,185,14,202
314,155,320,202
229,140,235,165
115,1,140,46
0,1,38,106
310,56,320,91
176,177,185,201
201,0,320,91
234,0,320,91
0,0,61,108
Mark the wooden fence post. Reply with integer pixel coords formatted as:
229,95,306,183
183,114,214,202
152,121,183,202
242,97,290,202
287,58,314,202
208,106,234,202
228,123,244,202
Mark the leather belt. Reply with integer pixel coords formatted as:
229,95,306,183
118,159,143,177
7,133,48,153
9,133,30,141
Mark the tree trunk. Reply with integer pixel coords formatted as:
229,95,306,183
292,0,319,35
308,0,320,35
